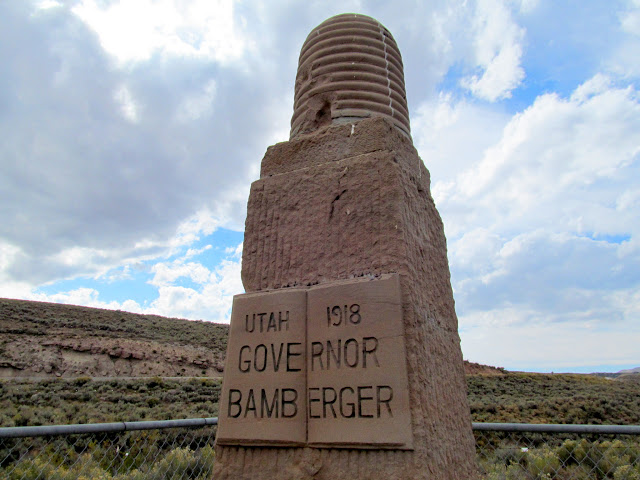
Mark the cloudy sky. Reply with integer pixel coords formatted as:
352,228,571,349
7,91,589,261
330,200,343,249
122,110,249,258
1,0,639,373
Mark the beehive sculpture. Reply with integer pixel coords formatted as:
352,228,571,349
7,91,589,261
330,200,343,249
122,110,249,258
291,14,411,138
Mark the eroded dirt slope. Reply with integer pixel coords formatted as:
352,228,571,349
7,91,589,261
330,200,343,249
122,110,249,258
0,298,228,379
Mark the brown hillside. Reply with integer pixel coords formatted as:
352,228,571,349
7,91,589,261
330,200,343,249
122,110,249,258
0,298,227,379
463,360,506,375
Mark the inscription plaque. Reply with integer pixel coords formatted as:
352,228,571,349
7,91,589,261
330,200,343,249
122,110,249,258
216,274,412,448
307,274,413,448
216,289,307,446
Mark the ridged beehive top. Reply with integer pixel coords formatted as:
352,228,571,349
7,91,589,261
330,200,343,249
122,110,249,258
290,13,411,139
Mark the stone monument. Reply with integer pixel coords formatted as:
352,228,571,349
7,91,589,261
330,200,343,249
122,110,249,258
213,13,477,479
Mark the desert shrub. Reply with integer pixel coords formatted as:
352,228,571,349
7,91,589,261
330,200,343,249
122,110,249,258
613,464,640,480
1,440,215,480
466,373,640,425
0,378,221,427
524,447,562,479
477,436,640,480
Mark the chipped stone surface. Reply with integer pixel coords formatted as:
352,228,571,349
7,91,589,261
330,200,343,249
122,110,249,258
262,115,416,178
212,116,477,479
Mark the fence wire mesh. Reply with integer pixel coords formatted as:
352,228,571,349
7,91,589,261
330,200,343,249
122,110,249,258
0,424,217,480
474,429,640,480
2,420,639,479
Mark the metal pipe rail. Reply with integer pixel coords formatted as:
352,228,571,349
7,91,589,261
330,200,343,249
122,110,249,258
0,417,218,439
472,422,640,435
1,418,639,439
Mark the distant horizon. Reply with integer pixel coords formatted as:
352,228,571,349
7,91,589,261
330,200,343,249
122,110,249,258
496,364,640,375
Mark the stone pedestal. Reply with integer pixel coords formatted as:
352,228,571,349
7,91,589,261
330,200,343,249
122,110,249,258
212,117,477,479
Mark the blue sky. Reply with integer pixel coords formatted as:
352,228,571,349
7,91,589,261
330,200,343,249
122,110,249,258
1,0,639,373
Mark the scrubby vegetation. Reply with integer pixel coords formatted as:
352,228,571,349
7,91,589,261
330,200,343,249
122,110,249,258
477,437,640,480
0,377,220,427
2,435,216,480
468,373,640,480
0,377,221,479
467,373,640,425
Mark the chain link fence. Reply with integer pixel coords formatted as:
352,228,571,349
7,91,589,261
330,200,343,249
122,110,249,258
474,423,640,480
0,418,217,480
2,419,639,479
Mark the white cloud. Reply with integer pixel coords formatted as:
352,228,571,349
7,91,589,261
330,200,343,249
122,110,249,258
460,0,525,101
185,244,212,259
461,313,640,371
171,205,244,250
412,93,510,184
0,241,21,273
224,242,243,258
35,0,62,10
512,0,539,14
31,286,143,312
0,242,33,299
431,77,640,366
26,240,244,323
114,84,139,122
607,1,640,79
621,0,640,36
413,71,640,369
145,244,243,322
175,79,217,122
50,246,108,268
439,76,640,239
71,0,251,66
150,260,211,287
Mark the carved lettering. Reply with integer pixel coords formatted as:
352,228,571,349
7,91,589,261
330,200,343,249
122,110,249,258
322,387,337,418
254,344,267,372
220,276,412,448
286,342,302,372
282,388,298,418
238,345,251,373
237,342,303,373
308,387,321,418
309,337,381,370
327,339,341,368
244,388,257,417
344,338,359,367
244,311,291,333
279,310,289,331
339,386,356,418
271,342,285,372
306,385,395,419
357,386,374,418
311,341,324,371
267,312,277,332
261,389,279,418
326,304,361,326
228,389,242,418
226,388,300,419
377,385,393,417
362,336,380,367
